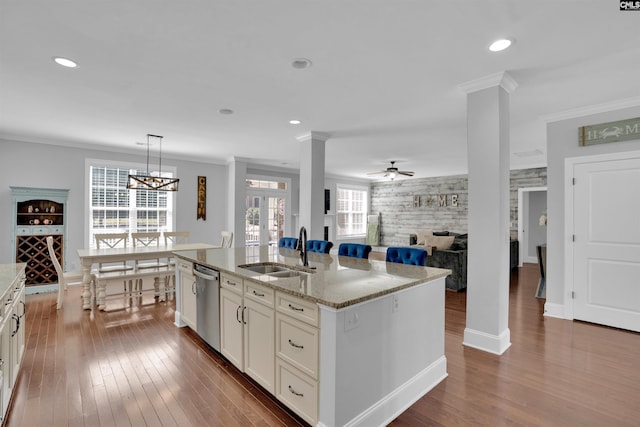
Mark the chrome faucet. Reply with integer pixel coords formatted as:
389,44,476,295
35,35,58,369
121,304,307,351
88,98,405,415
297,226,308,267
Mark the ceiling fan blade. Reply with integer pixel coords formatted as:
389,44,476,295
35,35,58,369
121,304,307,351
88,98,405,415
366,170,386,175
399,171,414,176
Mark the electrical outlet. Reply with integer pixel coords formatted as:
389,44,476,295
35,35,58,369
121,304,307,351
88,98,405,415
344,310,360,331
392,294,399,313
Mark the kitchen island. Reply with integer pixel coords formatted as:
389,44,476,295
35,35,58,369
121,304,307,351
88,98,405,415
173,246,450,427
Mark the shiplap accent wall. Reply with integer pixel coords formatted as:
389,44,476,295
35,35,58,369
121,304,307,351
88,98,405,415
370,167,547,246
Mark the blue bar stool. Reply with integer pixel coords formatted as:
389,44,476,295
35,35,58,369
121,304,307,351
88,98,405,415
385,247,427,266
307,240,333,254
278,237,299,249
338,243,372,259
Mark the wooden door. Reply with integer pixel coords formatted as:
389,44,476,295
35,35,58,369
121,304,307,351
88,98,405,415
573,157,640,332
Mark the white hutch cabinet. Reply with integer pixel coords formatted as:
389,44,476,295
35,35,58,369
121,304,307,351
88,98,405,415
10,187,69,291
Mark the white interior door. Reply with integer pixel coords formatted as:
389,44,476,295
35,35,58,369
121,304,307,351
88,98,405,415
573,157,640,332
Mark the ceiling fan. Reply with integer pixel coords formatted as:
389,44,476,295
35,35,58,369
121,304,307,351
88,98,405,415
367,161,414,180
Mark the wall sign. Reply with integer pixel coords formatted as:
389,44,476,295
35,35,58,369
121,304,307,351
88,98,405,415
197,176,206,220
414,193,459,208
579,117,640,146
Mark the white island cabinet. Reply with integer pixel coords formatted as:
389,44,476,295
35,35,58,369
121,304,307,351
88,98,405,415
0,263,26,424
172,246,449,427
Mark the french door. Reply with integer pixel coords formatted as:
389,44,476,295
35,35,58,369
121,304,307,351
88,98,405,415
245,193,286,246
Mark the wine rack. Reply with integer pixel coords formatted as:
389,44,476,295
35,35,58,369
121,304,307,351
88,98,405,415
11,187,69,289
16,235,62,285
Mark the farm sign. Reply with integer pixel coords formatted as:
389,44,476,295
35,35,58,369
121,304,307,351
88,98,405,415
579,117,640,146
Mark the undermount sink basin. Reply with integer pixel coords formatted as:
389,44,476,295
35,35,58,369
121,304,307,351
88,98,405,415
267,270,305,278
238,263,289,274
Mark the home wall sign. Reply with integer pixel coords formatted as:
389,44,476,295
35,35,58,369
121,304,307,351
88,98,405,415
197,176,206,220
414,193,459,208
579,117,640,146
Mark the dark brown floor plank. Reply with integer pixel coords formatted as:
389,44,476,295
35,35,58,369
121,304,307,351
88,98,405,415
4,263,640,427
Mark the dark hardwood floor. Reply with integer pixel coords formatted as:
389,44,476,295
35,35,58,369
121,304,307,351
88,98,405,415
5,264,640,426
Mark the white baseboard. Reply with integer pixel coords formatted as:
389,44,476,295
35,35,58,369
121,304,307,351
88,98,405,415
25,284,58,295
463,327,511,355
543,302,566,319
338,356,447,427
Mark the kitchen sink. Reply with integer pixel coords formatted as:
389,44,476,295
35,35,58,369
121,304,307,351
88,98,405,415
267,270,305,278
238,263,288,274
238,262,311,278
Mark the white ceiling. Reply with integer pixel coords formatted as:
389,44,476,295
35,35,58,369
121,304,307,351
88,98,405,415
1,1,640,180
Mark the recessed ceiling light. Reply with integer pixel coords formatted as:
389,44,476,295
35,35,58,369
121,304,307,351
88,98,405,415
219,108,234,115
489,39,512,52
291,58,312,69
53,57,78,68
289,120,301,125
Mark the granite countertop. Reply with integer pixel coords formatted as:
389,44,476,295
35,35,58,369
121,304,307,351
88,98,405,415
0,263,26,299
173,246,450,309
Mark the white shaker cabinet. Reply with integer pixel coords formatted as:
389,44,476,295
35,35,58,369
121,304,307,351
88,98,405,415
0,264,26,424
177,260,197,330
219,273,275,394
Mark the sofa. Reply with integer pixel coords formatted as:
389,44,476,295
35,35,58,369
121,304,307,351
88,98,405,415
409,230,518,292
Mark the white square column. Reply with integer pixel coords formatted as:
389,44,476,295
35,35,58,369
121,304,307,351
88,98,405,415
460,72,517,355
297,132,329,240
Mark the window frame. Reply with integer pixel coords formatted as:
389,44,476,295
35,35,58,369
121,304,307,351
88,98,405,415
335,184,368,239
85,158,177,248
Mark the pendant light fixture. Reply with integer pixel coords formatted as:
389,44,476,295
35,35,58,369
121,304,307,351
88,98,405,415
127,134,180,191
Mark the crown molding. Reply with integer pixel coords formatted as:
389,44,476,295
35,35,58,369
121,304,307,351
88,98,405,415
541,96,640,123
459,71,518,94
295,131,331,143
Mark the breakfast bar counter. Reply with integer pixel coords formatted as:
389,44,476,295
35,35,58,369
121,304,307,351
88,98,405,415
172,245,450,309
173,246,450,427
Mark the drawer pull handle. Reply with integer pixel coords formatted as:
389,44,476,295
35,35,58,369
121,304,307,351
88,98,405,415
288,304,304,312
288,385,304,397
288,339,304,349
226,280,236,286
252,290,265,297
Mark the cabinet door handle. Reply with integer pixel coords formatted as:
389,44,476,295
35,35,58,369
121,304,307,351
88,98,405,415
288,339,304,349
288,303,304,312
11,314,19,337
19,301,26,318
242,306,247,324
252,290,265,297
236,305,241,323
192,280,197,295
288,385,304,397
226,280,236,286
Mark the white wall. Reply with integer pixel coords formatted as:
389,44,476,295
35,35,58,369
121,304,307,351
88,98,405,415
546,105,640,315
527,190,547,259
0,138,228,271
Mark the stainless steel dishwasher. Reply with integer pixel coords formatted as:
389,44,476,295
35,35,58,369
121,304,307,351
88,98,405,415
192,264,221,352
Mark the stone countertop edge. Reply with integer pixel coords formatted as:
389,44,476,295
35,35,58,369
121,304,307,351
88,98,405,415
172,247,450,309
0,263,26,297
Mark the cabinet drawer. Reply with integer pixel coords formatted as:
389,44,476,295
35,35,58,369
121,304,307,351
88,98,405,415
50,226,64,234
177,259,193,274
32,226,49,235
276,313,318,379
244,281,274,307
16,227,31,235
276,292,319,327
220,272,243,294
275,358,317,425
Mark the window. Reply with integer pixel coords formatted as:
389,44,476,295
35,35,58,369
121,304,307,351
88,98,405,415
336,186,368,237
87,160,175,248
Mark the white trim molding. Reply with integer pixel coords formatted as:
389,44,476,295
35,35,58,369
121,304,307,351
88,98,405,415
463,327,512,355
459,71,518,94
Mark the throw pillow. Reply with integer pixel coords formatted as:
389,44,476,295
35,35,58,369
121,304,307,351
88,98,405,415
424,235,455,251
415,229,433,245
